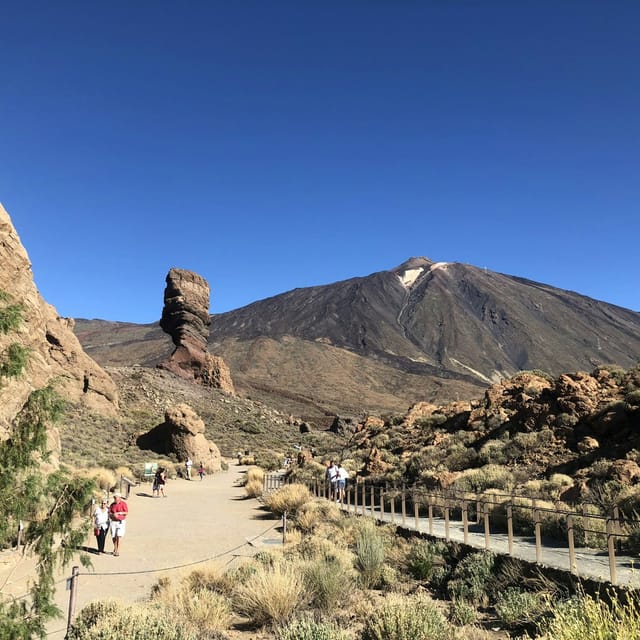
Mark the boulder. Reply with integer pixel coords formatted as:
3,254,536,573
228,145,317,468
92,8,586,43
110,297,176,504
136,403,222,472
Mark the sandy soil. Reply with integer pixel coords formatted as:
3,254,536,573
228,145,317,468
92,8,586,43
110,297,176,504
0,464,280,639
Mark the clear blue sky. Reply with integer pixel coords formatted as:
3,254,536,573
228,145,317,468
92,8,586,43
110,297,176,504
2,1,639,322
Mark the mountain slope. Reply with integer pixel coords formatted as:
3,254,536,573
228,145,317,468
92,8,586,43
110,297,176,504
75,257,640,420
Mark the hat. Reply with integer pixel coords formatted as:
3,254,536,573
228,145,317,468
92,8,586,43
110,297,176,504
113,492,122,498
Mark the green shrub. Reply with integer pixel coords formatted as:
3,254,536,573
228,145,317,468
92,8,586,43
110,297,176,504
0,302,23,334
354,522,386,589
448,598,477,626
495,587,551,630
304,554,354,612
277,616,349,640
0,343,29,378
406,539,447,581
361,593,452,640
447,551,496,607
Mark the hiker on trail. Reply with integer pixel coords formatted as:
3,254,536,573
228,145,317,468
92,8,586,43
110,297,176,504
154,467,167,497
337,463,349,503
326,460,339,500
93,498,110,554
198,462,205,480
185,457,193,480
109,493,128,557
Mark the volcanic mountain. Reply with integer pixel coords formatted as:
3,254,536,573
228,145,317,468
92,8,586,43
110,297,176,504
75,257,640,421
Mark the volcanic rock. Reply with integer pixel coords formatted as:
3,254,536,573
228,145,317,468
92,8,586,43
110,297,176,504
136,403,222,471
158,268,234,393
0,204,118,443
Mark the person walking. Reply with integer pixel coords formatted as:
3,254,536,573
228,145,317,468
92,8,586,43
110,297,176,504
326,460,339,501
93,498,110,554
197,462,205,481
109,493,128,557
336,463,349,504
154,467,167,497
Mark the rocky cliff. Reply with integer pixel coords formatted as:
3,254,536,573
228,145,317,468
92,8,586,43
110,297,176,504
0,204,118,439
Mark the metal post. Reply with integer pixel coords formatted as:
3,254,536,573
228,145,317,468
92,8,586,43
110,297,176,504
607,517,617,585
66,565,80,637
282,512,287,544
567,513,577,575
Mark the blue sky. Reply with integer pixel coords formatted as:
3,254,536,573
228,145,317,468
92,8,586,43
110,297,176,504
2,2,639,322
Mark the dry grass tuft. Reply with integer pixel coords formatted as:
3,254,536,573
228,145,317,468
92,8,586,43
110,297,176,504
245,479,264,498
246,466,265,485
265,484,313,516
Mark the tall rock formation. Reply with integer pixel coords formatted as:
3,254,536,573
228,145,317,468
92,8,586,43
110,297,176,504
159,268,234,393
0,204,118,440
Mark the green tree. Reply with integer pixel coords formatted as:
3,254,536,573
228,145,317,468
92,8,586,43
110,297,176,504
0,291,95,638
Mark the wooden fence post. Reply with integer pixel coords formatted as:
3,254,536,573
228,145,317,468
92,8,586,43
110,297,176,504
483,501,491,550
566,513,577,575
414,497,420,532
66,565,80,637
361,482,366,516
401,484,407,527
507,503,514,556
462,500,469,545
533,502,542,564
607,517,617,585
444,498,450,542
428,497,434,535
371,485,376,518
390,494,395,524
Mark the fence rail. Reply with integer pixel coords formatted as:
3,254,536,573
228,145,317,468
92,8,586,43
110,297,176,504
263,472,640,586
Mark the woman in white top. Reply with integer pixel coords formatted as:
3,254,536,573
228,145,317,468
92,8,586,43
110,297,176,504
93,499,110,554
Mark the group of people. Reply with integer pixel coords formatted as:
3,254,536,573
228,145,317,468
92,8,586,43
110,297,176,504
326,460,349,503
184,458,206,481
93,492,128,556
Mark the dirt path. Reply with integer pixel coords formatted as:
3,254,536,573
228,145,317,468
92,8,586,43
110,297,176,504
0,464,280,639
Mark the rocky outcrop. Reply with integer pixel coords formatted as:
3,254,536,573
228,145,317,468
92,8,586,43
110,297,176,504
159,268,234,394
136,403,222,471
0,204,118,441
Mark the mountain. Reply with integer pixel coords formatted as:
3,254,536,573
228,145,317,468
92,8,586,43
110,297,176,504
74,257,640,422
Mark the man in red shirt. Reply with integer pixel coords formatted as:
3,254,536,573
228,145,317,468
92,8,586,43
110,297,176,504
109,493,129,557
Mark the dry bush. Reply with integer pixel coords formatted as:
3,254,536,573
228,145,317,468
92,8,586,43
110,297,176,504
265,484,313,516
151,581,232,636
68,599,195,639
232,560,306,627
240,455,256,465
454,464,514,493
114,465,135,480
284,528,302,545
77,467,117,492
294,499,342,535
184,563,234,596
246,466,265,485
245,479,264,498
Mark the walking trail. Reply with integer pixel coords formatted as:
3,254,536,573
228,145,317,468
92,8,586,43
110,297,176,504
0,464,281,639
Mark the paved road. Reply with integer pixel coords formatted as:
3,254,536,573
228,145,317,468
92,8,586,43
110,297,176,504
0,465,280,639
